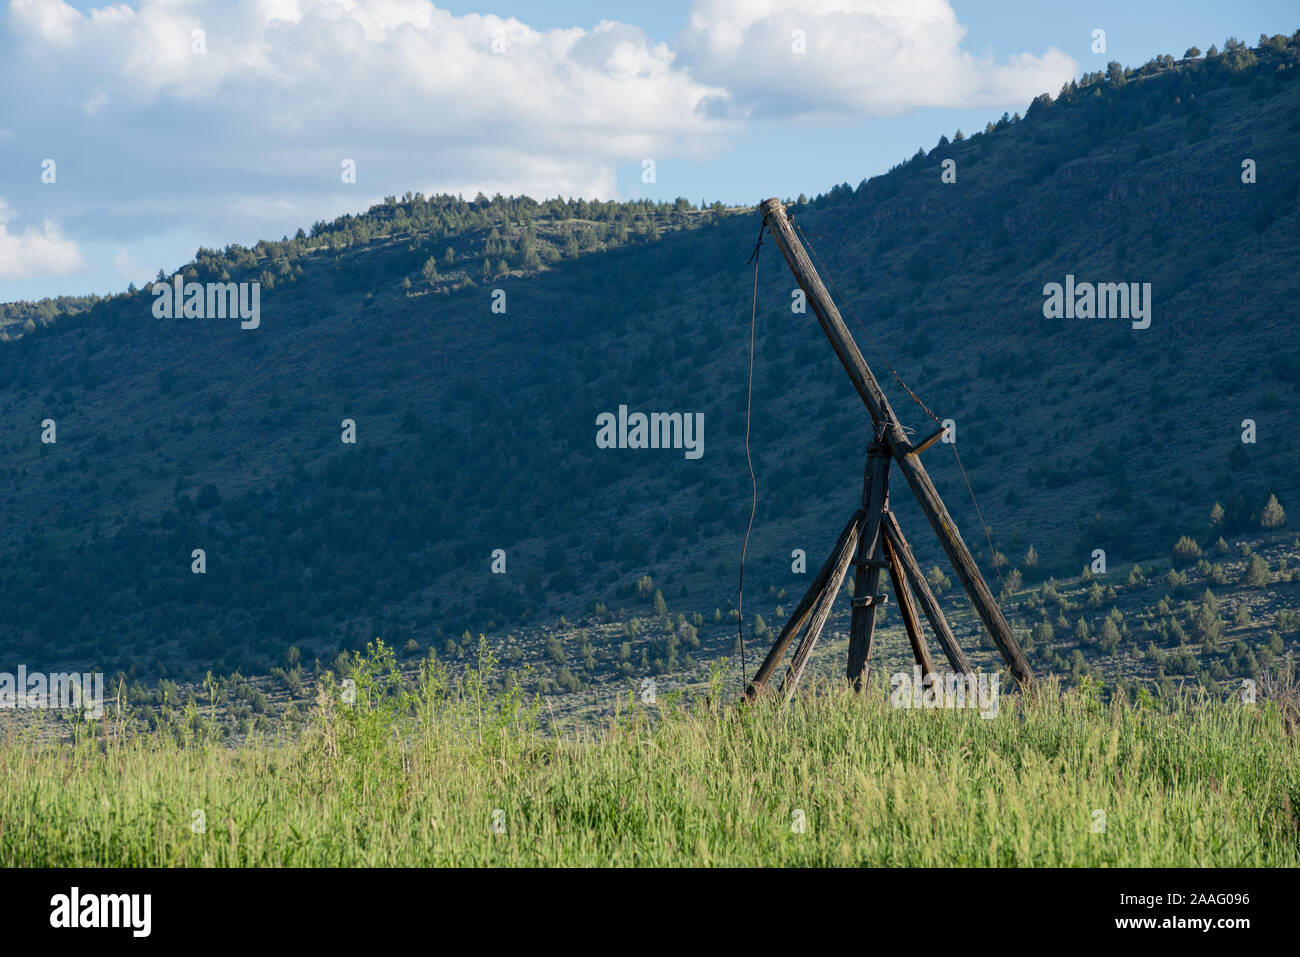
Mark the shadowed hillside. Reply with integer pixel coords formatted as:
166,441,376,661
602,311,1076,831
2,35,1298,685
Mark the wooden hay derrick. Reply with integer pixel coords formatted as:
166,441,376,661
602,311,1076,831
742,198,1035,703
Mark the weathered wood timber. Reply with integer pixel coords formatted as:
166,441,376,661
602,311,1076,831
880,509,972,676
743,509,863,701
884,536,936,676
910,426,948,456
779,511,863,698
846,440,890,691
758,197,1034,690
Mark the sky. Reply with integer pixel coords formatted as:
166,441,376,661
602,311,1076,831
1,0,1295,302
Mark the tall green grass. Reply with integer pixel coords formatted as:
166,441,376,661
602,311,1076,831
2,641,1296,866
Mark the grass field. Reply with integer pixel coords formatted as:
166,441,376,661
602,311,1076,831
1,641,1297,867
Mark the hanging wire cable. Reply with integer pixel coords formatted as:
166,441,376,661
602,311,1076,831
736,220,766,690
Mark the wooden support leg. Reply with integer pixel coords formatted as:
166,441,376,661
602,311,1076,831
779,510,864,699
743,509,864,702
846,441,890,693
896,455,1034,688
880,510,973,676
884,535,935,677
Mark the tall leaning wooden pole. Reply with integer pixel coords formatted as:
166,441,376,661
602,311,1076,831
756,197,1035,691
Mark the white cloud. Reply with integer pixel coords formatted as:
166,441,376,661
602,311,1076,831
9,0,80,47
0,200,87,280
112,246,150,284
679,0,1078,120
1,0,1080,298
81,90,109,115
3,1,1074,196
7,1,733,188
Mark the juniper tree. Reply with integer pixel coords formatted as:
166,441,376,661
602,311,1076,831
1032,619,1054,646
1099,618,1122,653
926,566,951,594
1260,494,1285,529
1242,554,1272,588
1192,589,1223,645
1172,536,1202,564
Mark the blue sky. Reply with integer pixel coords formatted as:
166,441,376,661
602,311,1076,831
2,0,1295,302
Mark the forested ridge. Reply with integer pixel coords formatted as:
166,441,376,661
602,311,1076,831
1,34,1298,694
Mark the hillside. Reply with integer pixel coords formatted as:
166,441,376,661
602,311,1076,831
1,35,1299,691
